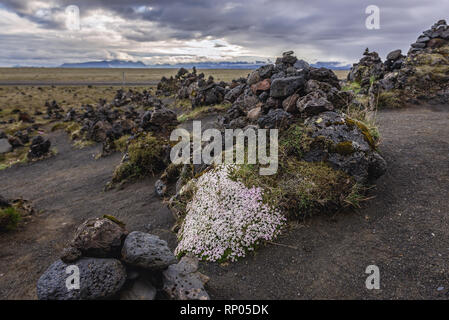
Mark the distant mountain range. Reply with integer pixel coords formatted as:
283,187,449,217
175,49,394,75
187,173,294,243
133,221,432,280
60,59,147,68
59,59,351,70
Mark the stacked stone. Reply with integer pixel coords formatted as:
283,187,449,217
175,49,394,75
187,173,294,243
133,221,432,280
384,49,405,72
37,216,209,300
347,48,386,90
409,19,449,54
63,89,178,150
218,51,386,183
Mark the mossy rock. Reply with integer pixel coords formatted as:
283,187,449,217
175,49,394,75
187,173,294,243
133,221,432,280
102,214,126,227
345,118,377,149
333,141,355,156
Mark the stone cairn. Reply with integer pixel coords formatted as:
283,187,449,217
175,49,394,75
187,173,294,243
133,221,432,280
348,19,449,106
157,67,228,108
37,216,209,300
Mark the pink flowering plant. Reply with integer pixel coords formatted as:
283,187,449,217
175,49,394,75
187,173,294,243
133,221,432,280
175,164,286,262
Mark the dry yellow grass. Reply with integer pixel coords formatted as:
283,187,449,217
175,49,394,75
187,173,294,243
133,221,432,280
0,85,150,132
0,68,347,84
333,70,349,80
0,68,252,84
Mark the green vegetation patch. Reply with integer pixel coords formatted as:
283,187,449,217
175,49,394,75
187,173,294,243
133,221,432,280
0,206,21,232
113,134,131,153
230,160,355,217
279,122,314,158
112,132,168,183
342,81,362,94
376,90,403,110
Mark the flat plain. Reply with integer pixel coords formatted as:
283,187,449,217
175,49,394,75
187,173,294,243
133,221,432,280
0,68,349,85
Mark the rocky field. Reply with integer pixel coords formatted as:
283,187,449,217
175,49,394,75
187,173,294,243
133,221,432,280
0,20,448,300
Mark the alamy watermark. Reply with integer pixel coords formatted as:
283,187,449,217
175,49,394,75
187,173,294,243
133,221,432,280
365,265,380,290
365,5,380,30
65,265,80,290
65,5,80,31
170,121,279,176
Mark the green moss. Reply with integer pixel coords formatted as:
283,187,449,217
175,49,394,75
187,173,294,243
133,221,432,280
342,81,362,94
411,52,449,66
102,214,126,227
0,207,21,232
346,118,377,149
230,159,355,217
279,123,313,158
112,133,168,183
334,141,354,155
173,98,192,111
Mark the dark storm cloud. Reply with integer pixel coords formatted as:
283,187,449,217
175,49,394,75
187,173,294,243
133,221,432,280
1,0,449,66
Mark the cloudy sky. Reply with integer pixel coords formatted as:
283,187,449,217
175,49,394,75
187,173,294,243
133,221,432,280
0,0,447,67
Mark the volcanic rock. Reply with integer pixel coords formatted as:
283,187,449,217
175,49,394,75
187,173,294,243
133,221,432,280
121,231,176,270
37,258,126,300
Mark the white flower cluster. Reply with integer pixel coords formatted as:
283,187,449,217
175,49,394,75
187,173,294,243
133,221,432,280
175,165,285,262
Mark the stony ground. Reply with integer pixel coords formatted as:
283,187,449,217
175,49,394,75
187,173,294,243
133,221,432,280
0,131,176,299
0,104,448,299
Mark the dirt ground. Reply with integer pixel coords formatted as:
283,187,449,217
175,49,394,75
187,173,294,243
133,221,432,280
0,131,177,299
0,104,448,299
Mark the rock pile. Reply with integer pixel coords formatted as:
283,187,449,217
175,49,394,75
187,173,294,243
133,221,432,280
158,67,228,108
63,91,178,151
384,49,405,72
111,89,159,108
347,48,385,92
44,100,64,120
37,216,209,300
27,135,51,159
215,51,383,182
348,19,449,106
409,20,449,54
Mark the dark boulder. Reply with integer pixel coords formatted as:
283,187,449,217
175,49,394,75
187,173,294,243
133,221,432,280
224,84,245,102
309,68,341,90
37,258,126,300
62,217,128,260
149,107,178,128
293,59,310,71
386,49,402,61
257,108,292,129
0,195,10,208
270,75,306,98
